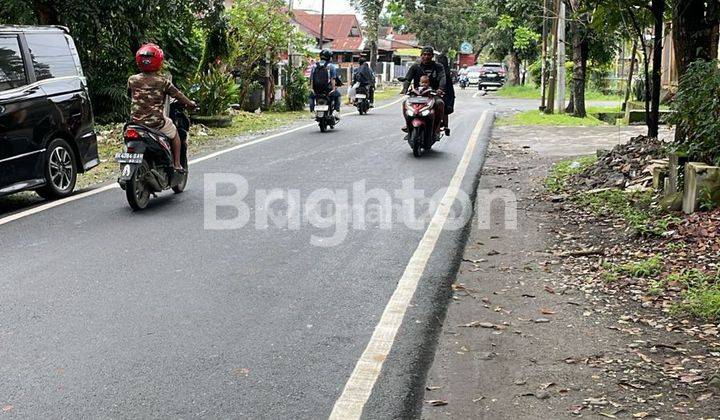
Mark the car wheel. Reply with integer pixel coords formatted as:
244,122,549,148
37,138,78,199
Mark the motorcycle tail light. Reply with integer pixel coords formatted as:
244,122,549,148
126,146,136,153
124,128,141,141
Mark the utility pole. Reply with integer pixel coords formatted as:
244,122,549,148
288,0,294,70
545,0,560,114
556,0,566,113
319,0,325,49
540,0,549,111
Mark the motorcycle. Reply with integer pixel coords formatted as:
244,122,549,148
458,75,469,90
354,84,371,115
115,101,190,210
403,92,444,158
314,94,337,132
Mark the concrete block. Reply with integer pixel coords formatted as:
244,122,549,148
667,153,688,195
651,162,669,191
682,162,720,214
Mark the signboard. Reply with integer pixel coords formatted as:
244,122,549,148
459,42,473,55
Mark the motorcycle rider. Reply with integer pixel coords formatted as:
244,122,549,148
354,57,375,107
458,64,469,79
309,49,341,119
401,46,445,137
127,43,196,172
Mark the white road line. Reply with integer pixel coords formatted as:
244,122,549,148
328,110,492,420
0,97,405,228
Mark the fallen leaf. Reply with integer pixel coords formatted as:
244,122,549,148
459,321,495,328
544,285,556,294
425,399,448,406
426,386,442,391
697,392,713,401
541,308,557,315
632,413,650,419
2,405,12,413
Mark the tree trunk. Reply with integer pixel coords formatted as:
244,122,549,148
672,0,718,143
622,41,637,112
565,87,574,113
673,0,716,77
509,51,521,86
648,0,665,138
545,0,561,114
33,0,59,25
369,39,378,70
570,0,587,118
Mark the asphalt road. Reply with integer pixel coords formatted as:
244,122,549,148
1,89,500,418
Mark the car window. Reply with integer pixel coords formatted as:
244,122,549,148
0,36,28,91
25,33,79,81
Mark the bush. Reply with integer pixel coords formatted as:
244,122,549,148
191,64,239,116
281,66,309,112
528,58,542,88
669,60,720,166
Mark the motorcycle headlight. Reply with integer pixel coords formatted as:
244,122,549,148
421,109,431,117
406,109,415,117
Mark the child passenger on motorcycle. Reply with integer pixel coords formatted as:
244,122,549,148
411,75,433,97
128,43,196,172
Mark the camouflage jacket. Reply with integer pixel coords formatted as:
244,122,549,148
127,72,190,129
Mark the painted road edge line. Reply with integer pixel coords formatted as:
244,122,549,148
0,97,405,228
328,110,492,420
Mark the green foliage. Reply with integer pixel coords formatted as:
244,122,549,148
1,0,207,122
497,110,605,127
545,156,598,192
198,0,231,75
669,60,720,166
574,189,678,236
280,66,309,112
618,255,664,278
191,65,239,116
670,269,720,320
228,0,304,108
404,0,483,53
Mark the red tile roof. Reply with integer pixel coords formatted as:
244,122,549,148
293,10,362,39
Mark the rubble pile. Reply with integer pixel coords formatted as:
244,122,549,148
569,135,665,191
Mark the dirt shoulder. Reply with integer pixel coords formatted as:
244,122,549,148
423,127,720,418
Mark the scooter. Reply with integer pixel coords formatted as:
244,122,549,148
458,75,469,90
115,101,190,210
403,92,444,158
314,94,337,132
354,85,371,115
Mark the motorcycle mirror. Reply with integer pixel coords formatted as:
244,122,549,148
397,77,406,82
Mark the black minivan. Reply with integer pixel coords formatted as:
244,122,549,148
0,25,98,199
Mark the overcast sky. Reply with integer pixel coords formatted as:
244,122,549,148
294,0,357,14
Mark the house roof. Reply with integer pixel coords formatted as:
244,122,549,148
292,9,362,39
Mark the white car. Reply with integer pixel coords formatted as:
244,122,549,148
466,66,482,85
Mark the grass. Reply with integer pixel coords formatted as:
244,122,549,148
573,189,679,236
495,84,624,102
76,110,309,189
496,110,606,127
603,255,664,283
545,155,598,193
668,269,720,320
373,86,401,102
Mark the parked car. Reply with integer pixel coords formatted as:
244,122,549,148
478,62,507,90
0,25,98,199
466,65,482,85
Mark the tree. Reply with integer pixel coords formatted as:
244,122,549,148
567,0,590,117
227,0,304,108
404,0,483,54
352,0,385,68
1,0,209,121
198,0,231,75
672,0,719,76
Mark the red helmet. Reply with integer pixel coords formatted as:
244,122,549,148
135,43,164,72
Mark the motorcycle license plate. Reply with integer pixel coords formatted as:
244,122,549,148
114,152,143,164
355,94,367,99
315,105,329,111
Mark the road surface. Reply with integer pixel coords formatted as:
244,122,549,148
0,90,502,418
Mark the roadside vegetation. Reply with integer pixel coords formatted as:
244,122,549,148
496,110,606,127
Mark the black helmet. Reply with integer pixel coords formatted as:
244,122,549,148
421,46,434,55
320,49,332,60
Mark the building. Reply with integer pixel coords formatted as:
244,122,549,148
291,9,365,67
